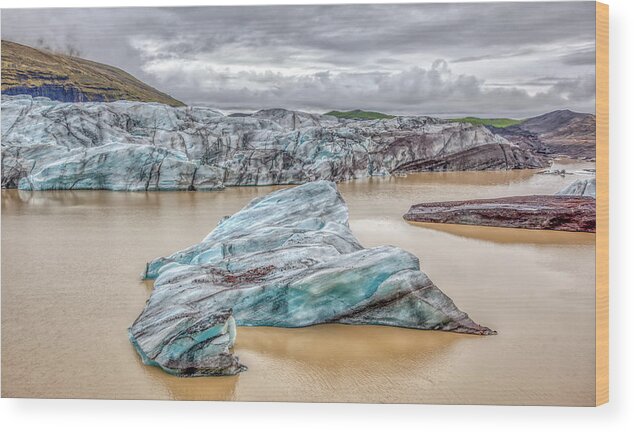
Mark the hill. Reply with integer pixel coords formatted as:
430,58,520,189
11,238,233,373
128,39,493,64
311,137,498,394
1,40,184,106
449,117,521,128
489,109,596,160
519,109,595,137
324,109,395,120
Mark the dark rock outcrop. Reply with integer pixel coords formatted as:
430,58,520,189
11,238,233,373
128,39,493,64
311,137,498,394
2,84,107,103
404,195,596,232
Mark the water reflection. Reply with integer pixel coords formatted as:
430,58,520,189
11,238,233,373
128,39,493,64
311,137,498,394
408,222,596,246
161,325,461,402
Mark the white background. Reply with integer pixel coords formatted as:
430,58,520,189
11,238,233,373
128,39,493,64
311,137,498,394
0,0,631,430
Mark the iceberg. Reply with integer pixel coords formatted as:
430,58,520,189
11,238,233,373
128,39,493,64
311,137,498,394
130,181,495,376
556,178,596,198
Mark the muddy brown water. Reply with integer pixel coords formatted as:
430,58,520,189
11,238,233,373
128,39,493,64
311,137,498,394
1,160,596,405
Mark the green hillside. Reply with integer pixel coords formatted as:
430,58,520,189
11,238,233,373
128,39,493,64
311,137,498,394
449,117,521,128
325,109,395,120
1,40,184,106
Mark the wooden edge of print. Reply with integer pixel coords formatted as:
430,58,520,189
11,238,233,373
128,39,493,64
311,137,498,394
595,1,609,407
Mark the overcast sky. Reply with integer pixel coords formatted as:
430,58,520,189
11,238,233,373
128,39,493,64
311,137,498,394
1,2,596,117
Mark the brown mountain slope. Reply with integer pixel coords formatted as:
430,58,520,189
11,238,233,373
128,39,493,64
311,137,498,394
488,109,596,160
1,40,184,106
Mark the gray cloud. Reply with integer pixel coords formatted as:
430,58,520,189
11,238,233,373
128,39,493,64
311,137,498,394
560,48,597,65
452,49,538,64
1,2,596,117
150,59,594,118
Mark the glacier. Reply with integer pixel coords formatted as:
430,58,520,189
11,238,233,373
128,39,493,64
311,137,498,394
2,95,545,190
129,181,495,376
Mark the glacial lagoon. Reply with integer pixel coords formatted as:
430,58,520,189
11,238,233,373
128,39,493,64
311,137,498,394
1,160,595,405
